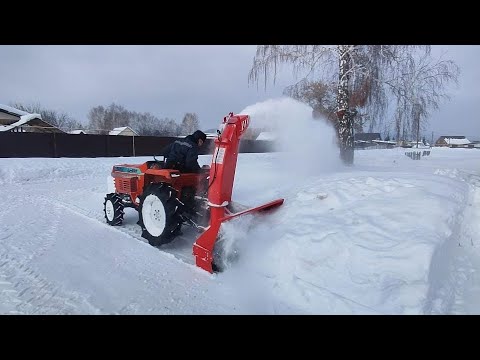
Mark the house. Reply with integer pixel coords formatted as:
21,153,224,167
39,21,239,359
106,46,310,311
435,136,471,148
109,126,138,136
0,104,64,133
354,132,382,149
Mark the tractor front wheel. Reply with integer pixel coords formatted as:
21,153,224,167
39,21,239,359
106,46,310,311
104,193,125,226
138,184,183,246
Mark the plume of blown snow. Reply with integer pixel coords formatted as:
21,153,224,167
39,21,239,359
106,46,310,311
212,98,343,313
240,97,341,176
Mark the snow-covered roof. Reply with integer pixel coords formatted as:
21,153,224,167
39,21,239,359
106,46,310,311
0,104,46,132
69,130,87,134
0,104,31,117
256,132,276,141
109,126,138,136
443,137,471,145
0,114,43,132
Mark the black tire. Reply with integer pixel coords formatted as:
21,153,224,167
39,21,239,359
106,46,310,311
104,193,125,226
138,184,183,246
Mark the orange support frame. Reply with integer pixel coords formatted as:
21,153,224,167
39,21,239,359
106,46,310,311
192,113,284,273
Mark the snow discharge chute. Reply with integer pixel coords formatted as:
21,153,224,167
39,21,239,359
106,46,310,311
193,113,284,273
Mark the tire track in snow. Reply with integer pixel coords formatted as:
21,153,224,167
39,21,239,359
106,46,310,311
0,191,60,260
32,198,235,315
0,192,101,314
0,251,100,314
0,195,31,314
424,173,480,314
448,174,480,314
37,195,197,266
30,198,62,261
0,271,23,314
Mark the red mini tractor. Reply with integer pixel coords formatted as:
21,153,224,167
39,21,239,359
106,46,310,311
104,112,284,273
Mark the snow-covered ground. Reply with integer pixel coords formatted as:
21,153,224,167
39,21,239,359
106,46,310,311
1,98,479,314
1,147,479,314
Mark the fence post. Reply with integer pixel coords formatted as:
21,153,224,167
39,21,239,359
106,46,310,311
52,132,58,157
105,135,109,157
132,135,135,157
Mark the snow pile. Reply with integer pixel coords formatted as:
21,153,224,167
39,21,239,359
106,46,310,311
221,148,477,314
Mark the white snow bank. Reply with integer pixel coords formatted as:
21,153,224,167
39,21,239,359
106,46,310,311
217,146,480,314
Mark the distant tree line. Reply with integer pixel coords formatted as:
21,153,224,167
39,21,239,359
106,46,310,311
8,101,267,140
9,102,202,137
86,103,200,136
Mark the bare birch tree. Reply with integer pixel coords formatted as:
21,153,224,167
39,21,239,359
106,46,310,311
248,45,458,164
387,50,459,145
180,113,200,135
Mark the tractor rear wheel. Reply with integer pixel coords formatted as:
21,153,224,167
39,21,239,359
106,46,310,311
104,193,125,226
138,184,183,246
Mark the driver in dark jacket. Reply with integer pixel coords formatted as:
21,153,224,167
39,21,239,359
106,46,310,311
162,130,207,173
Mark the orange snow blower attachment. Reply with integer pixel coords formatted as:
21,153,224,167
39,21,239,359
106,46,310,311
193,113,284,273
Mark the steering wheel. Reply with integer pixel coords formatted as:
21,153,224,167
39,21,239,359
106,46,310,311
151,155,166,169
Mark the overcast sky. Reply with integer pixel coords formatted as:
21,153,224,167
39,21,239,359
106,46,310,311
0,45,478,139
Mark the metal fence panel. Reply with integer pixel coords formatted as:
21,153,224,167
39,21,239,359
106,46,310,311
0,133,274,158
